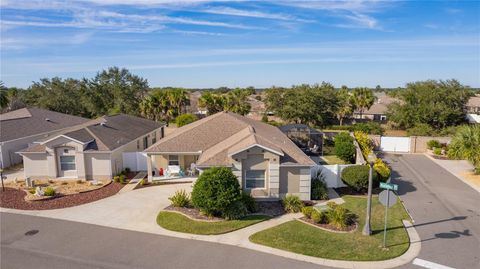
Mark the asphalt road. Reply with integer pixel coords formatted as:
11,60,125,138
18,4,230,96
1,212,322,269
384,154,480,269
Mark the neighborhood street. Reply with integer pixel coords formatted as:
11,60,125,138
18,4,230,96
385,154,480,269
1,213,323,269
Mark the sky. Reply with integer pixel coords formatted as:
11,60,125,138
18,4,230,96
1,0,479,89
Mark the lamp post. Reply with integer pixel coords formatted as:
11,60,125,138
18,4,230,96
362,152,377,236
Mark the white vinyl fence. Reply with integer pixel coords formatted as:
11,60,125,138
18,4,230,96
123,152,148,172
311,164,355,188
380,136,410,153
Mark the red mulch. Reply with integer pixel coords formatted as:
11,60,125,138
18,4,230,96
0,182,124,210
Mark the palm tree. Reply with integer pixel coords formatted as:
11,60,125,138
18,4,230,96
223,89,251,115
167,89,189,116
336,88,355,125
352,87,375,119
198,91,224,115
448,125,480,173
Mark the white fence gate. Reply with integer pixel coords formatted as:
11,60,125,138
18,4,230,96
123,152,148,171
380,136,410,153
311,164,355,188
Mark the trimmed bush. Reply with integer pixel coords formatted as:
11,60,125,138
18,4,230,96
373,158,391,181
175,113,197,127
302,206,314,219
433,147,442,155
241,192,257,213
223,200,248,220
191,167,242,217
282,194,303,213
334,133,356,163
44,187,56,197
325,204,350,229
311,170,328,200
311,210,323,223
407,123,434,136
169,189,191,207
341,165,378,192
119,175,126,184
113,176,120,183
427,140,442,150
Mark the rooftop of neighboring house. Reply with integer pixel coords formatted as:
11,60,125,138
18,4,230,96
246,94,266,114
18,114,164,153
0,107,90,142
145,111,315,167
467,95,480,108
354,92,400,115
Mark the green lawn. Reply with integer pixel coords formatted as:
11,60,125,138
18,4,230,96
249,196,411,261
157,211,270,235
319,155,346,165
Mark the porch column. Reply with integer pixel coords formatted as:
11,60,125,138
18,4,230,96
147,154,153,182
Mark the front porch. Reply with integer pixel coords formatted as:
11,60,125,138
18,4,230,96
146,152,201,182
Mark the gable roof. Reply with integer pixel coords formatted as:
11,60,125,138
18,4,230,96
19,114,164,153
0,108,90,142
145,111,315,167
467,95,480,108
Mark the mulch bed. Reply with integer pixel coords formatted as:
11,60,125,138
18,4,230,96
0,182,124,210
299,216,357,233
165,205,223,221
334,187,382,196
256,201,285,216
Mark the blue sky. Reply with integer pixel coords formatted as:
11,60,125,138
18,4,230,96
1,0,479,88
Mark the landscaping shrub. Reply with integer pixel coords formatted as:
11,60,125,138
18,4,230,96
406,123,434,136
302,206,314,219
354,131,373,158
113,176,120,183
311,210,323,223
175,113,197,127
311,170,328,200
326,201,338,210
241,192,257,213
373,158,391,181
351,122,384,135
119,175,126,184
43,187,56,197
334,133,356,163
341,165,378,192
222,200,248,220
433,147,442,155
28,188,36,194
325,204,350,229
169,189,191,207
427,140,442,150
191,167,242,217
283,194,303,213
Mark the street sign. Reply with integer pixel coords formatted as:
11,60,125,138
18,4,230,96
380,182,398,191
379,190,397,208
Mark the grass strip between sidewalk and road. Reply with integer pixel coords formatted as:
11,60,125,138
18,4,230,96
249,195,411,261
157,211,270,235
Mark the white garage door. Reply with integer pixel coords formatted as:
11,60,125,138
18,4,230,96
380,137,410,153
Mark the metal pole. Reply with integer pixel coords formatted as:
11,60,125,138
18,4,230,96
383,190,389,248
362,163,373,235
0,167,4,192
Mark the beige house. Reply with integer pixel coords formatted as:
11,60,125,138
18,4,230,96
18,114,164,180
145,111,315,200
0,108,90,168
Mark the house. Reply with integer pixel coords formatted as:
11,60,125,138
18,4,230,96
18,114,165,180
144,111,316,200
466,95,480,124
0,108,90,168
353,93,399,121
187,91,207,116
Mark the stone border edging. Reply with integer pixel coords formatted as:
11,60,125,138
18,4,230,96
161,209,224,223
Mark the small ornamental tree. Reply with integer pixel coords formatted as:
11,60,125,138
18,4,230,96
341,165,378,192
334,133,356,163
191,167,242,217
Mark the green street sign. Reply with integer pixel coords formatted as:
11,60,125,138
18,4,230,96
380,182,398,191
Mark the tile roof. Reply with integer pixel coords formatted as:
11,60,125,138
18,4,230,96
0,108,90,142
145,111,315,167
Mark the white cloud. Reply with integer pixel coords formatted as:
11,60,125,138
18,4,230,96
198,6,313,22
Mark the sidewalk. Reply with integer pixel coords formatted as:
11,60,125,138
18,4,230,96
425,154,480,193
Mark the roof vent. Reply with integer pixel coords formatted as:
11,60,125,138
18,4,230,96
45,118,51,122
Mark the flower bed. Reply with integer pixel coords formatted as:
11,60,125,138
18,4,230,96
298,216,357,233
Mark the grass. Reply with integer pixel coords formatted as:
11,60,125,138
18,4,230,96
249,196,411,261
157,211,270,235
320,155,347,165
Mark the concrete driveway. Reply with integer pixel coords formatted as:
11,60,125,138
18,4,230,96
1,182,194,232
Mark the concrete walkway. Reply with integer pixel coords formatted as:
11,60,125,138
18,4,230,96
118,172,147,194
1,183,420,269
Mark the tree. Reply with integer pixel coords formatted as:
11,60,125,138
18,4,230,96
83,67,148,116
175,113,197,127
336,88,355,126
198,91,224,115
334,132,356,163
387,80,472,129
0,82,8,110
448,125,480,173
352,87,374,119
223,89,251,115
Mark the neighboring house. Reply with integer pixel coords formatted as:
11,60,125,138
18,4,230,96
353,93,399,121
18,114,165,180
466,95,480,124
0,108,90,168
187,91,207,116
145,111,316,200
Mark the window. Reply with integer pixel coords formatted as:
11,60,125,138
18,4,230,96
60,156,76,171
168,155,179,166
245,170,265,189
137,140,140,150
143,136,148,149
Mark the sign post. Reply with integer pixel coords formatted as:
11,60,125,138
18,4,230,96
379,182,398,249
